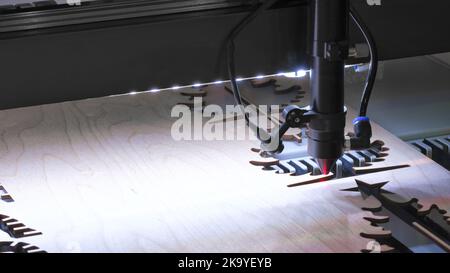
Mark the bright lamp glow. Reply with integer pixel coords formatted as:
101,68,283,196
281,72,297,78
296,70,307,77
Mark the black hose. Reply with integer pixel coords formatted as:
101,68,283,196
227,2,378,139
350,6,378,117
226,0,279,142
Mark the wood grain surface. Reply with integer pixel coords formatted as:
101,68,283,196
0,76,448,253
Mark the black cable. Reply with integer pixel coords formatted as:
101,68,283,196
226,0,279,143
350,5,378,117
227,2,377,141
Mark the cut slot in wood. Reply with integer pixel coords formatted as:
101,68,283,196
344,179,450,253
249,140,405,186
0,184,14,203
409,135,450,170
0,241,46,253
250,78,277,88
179,87,208,97
0,214,43,239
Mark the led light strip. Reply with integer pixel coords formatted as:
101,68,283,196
115,64,362,97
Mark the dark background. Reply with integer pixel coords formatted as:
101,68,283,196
0,0,449,110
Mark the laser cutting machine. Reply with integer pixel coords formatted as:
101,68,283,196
0,0,449,253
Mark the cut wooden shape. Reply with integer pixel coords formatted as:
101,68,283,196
361,206,383,213
179,91,207,98
272,78,303,94
415,200,449,217
244,76,306,100
274,84,302,95
0,184,14,202
1,194,13,202
362,243,397,253
416,205,450,237
250,148,261,153
287,173,335,187
354,164,410,175
0,241,46,253
179,87,208,97
277,161,297,174
382,194,418,207
0,214,43,239
348,151,366,167
281,133,302,143
409,136,450,169
346,179,450,253
251,138,393,181
250,78,277,88
363,215,390,224
371,140,385,149
249,158,280,167
360,227,392,240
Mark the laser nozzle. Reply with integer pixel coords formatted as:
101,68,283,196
316,158,337,175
